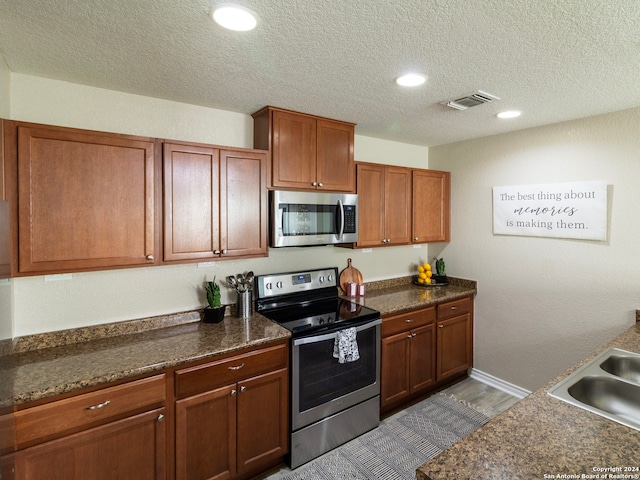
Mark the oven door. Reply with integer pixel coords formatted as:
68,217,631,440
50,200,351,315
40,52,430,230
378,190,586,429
291,318,381,431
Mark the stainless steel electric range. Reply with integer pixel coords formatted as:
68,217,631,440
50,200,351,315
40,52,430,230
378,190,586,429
255,267,381,469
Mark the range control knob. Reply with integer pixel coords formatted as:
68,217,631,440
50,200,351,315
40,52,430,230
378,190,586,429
265,282,273,290
276,281,283,289
318,275,325,283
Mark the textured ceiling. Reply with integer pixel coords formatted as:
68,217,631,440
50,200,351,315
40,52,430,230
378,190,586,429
1,0,639,147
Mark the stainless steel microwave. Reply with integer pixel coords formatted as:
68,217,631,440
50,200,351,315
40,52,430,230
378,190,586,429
271,190,358,247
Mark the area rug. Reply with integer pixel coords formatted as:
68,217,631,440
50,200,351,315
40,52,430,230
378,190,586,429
279,393,490,480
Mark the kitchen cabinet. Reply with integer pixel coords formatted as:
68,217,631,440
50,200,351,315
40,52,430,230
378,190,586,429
174,342,289,480
381,307,436,411
12,375,166,480
252,106,355,192
163,143,267,262
412,169,450,243
436,296,474,381
381,295,474,413
356,162,412,247
3,121,159,276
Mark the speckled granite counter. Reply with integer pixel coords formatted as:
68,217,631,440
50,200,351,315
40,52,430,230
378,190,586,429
349,276,477,316
0,310,290,408
416,322,640,480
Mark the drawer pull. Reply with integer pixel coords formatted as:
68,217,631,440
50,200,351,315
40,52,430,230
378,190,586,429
231,389,237,396
157,414,165,422
439,324,444,328
450,306,458,310
84,400,111,411
405,319,413,323
240,386,247,392
228,363,245,371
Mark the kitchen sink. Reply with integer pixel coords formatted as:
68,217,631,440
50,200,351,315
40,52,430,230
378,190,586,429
548,348,640,431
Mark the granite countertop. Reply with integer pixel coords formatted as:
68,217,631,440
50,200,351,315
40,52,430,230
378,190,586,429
416,321,640,480
0,276,476,409
0,311,290,408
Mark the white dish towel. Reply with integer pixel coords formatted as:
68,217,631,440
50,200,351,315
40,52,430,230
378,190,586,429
333,327,360,363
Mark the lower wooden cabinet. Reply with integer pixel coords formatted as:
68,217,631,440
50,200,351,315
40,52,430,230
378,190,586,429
381,296,474,413
174,342,289,480
14,408,166,480
175,368,288,480
12,374,167,480
436,296,474,381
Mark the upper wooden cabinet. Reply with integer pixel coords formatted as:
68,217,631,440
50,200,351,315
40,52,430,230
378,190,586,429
4,121,158,276
355,162,411,247
412,169,450,243
163,143,267,262
355,162,450,248
252,106,355,192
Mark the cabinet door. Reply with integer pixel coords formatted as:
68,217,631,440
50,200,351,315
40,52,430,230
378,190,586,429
15,408,165,480
356,163,385,247
437,313,473,381
220,149,268,258
163,143,220,262
412,169,450,243
384,167,411,245
316,120,355,192
409,324,436,392
236,369,288,476
16,125,156,274
175,385,236,480
381,332,410,409
271,110,316,189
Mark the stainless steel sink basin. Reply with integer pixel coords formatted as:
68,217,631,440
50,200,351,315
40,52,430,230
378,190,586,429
548,347,640,431
600,354,640,384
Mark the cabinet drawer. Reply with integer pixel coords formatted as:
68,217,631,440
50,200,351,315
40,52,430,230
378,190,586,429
437,296,473,320
175,343,288,398
382,307,435,337
15,374,165,448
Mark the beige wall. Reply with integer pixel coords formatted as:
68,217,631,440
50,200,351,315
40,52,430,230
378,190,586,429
5,74,430,338
0,55,12,340
429,107,640,390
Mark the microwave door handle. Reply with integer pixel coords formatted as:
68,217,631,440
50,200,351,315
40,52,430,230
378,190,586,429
336,199,345,240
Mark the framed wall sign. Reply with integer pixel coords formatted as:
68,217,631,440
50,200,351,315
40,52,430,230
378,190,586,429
492,181,608,241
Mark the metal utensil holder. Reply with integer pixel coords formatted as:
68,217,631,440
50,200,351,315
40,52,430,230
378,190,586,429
237,290,252,318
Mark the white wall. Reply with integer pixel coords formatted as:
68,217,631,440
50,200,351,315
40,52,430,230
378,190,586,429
7,74,430,337
429,107,640,391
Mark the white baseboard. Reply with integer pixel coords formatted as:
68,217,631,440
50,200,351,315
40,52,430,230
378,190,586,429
469,368,531,399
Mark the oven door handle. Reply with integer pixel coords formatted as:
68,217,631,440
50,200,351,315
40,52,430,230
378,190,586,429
293,318,381,346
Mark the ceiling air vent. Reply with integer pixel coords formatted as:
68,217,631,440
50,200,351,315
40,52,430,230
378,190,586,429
442,90,500,111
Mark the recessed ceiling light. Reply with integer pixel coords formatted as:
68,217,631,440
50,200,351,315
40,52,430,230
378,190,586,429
396,74,426,87
212,4,257,31
497,110,522,119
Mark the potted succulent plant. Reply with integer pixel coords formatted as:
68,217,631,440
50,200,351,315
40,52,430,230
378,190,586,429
432,258,448,285
203,276,226,323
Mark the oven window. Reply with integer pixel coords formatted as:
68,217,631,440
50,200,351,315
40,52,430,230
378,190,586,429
297,326,377,412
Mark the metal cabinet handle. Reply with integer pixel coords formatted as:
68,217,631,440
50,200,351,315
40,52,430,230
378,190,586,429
414,237,418,241
146,255,154,261
214,250,221,255
222,249,227,255
240,386,247,392
450,306,458,310
231,389,237,396
228,363,245,371
157,414,165,422
312,181,318,186
85,400,111,411
405,319,413,323
439,324,444,328
318,182,323,187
